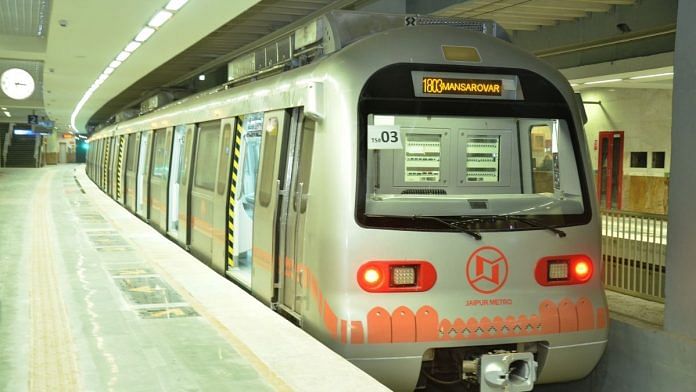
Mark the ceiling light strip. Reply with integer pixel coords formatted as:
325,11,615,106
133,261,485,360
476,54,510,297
135,27,156,42
70,0,190,131
149,11,173,28
629,72,674,80
165,0,189,11
584,78,622,85
124,41,142,52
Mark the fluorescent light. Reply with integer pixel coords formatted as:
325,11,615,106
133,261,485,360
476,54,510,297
3,111,10,117
584,78,622,85
116,51,131,62
109,60,122,69
198,74,206,81
124,41,141,53
148,10,172,28
97,74,109,82
165,0,188,11
629,72,674,80
1,107,6,110
135,27,155,42
570,83,578,87
104,67,114,75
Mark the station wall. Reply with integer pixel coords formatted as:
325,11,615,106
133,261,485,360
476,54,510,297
581,87,672,214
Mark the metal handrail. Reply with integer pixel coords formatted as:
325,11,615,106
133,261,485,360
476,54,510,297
601,209,667,302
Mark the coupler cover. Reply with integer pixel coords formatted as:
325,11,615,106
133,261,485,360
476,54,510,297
480,352,537,392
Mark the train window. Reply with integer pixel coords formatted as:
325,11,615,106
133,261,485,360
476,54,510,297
293,118,316,213
151,129,169,178
362,114,585,229
258,116,279,207
194,121,221,191
216,124,233,195
126,133,138,171
240,115,263,218
530,125,553,193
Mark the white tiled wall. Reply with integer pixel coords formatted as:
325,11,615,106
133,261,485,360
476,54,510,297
580,87,672,177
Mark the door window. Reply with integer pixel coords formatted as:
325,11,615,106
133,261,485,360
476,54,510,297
168,125,187,234
258,116,280,207
293,118,316,213
217,124,233,195
194,121,221,191
152,129,169,179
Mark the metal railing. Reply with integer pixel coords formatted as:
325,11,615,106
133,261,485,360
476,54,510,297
601,209,667,302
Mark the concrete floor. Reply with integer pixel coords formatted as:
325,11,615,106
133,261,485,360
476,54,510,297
6,164,684,392
0,165,386,392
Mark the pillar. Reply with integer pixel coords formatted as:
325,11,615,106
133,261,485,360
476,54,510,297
665,0,696,339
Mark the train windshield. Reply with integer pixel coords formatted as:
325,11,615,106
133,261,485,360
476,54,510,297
362,113,587,230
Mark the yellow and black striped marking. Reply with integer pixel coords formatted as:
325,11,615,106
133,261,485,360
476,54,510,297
101,138,111,190
226,118,243,270
116,135,125,200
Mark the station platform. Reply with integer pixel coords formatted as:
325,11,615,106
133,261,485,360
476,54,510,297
0,164,389,391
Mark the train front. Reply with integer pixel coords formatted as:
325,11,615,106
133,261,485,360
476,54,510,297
309,22,607,392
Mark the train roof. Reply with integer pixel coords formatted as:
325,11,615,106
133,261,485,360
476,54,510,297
90,11,513,138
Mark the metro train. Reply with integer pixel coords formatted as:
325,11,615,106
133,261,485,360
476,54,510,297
87,11,608,392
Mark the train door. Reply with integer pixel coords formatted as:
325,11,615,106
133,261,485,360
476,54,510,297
168,125,187,237
109,136,119,197
597,131,624,210
210,119,235,274
101,137,111,190
278,112,315,317
94,139,105,188
149,128,173,232
116,135,126,204
100,138,107,188
226,113,263,287
125,133,140,212
171,124,196,247
190,120,222,265
93,140,100,184
136,130,153,220
251,109,291,304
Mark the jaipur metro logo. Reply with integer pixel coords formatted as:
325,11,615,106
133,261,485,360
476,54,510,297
465,246,509,294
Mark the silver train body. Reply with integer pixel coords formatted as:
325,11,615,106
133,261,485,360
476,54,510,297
88,12,607,391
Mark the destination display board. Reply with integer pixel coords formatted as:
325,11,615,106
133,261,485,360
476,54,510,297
412,71,521,100
422,77,503,96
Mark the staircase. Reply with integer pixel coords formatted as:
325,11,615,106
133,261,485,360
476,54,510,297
5,135,38,168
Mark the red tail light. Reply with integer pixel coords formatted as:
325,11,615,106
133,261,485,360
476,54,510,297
357,260,437,293
535,255,593,286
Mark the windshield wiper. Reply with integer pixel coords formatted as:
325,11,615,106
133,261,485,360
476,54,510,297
497,215,567,238
412,215,482,240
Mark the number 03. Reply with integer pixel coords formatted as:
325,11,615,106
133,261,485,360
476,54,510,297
380,130,399,143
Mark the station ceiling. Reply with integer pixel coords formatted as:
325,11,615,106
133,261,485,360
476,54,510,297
0,0,676,133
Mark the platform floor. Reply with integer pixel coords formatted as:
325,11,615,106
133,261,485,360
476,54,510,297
0,165,387,392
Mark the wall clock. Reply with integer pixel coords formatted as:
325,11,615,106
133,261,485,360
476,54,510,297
1,68,36,100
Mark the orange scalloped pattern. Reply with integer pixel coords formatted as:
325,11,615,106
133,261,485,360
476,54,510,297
289,262,606,345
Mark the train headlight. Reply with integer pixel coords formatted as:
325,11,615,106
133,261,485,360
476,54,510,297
357,261,436,293
535,255,593,286
363,267,383,286
572,258,592,282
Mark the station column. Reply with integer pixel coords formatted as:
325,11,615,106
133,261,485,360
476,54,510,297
665,0,696,340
